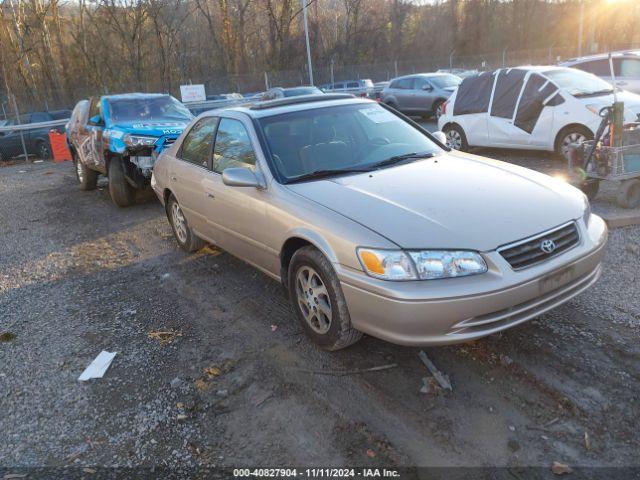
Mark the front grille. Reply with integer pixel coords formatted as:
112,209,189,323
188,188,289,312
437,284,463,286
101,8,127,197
498,222,579,270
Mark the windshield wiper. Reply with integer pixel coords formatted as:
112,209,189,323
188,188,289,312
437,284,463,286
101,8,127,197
369,151,436,169
287,167,373,183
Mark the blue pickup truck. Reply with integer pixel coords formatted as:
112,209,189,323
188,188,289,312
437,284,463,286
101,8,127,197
66,93,193,207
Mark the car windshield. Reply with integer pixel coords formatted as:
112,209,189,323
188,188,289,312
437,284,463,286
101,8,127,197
259,102,442,182
430,75,462,88
283,87,323,97
543,68,614,97
108,96,193,123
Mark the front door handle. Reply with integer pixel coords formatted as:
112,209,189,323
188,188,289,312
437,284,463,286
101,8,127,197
170,176,177,182
206,192,215,199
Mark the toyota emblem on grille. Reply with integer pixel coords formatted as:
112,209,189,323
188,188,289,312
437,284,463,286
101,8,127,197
540,239,556,254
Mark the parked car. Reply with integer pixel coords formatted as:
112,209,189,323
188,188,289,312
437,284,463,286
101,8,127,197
0,110,70,161
381,73,461,119
260,86,323,101
437,68,480,79
321,79,375,98
67,93,193,207
372,81,390,101
561,50,640,94
185,95,245,116
152,94,607,350
438,66,640,160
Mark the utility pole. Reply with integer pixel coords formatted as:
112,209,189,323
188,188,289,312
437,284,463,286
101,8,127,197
301,0,314,85
577,0,584,57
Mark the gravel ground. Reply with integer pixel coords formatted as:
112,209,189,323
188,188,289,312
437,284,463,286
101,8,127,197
0,156,639,476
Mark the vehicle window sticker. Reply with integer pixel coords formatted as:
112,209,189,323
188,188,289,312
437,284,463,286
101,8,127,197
359,107,397,124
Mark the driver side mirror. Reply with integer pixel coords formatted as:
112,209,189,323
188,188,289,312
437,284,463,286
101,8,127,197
88,115,103,126
432,131,447,145
422,84,433,91
222,167,262,188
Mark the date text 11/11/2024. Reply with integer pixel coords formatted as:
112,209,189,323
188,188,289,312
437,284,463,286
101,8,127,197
232,468,401,478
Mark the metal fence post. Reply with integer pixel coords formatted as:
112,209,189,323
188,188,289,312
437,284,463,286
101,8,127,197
502,47,508,67
11,95,29,162
394,60,398,78
449,50,455,69
264,72,269,90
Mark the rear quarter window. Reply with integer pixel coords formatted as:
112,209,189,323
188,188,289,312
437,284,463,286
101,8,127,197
453,72,496,115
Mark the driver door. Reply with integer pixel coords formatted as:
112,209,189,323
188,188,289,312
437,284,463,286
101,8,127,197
76,98,105,172
201,117,274,273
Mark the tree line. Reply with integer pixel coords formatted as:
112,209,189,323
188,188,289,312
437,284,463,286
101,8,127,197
1,0,639,112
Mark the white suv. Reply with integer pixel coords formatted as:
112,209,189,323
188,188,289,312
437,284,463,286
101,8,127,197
438,66,640,160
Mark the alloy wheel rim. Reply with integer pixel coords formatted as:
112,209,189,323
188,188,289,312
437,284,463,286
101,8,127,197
561,132,586,160
76,161,84,182
295,266,332,334
447,130,462,149
435,104,443,120
171,202,188,244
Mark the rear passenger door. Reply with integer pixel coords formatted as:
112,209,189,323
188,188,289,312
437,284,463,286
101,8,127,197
202,117,274,272
394,78,416,111
487,69,527,146
171,117,219,238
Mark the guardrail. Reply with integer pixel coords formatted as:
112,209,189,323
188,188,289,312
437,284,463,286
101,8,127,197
0,118,69,134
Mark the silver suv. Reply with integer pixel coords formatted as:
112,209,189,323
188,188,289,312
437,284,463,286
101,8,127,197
152,94,606,350
381,73,461,119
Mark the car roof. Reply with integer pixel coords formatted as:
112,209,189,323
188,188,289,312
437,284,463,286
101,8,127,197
100,93,171,101
561,50,640,64
393,72,453,80
203,95,372,119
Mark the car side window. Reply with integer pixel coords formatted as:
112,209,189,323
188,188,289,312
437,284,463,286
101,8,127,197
180,117,219,168
397,78,415,90
31,112,51,123
491,69,526,118
416,77,432,90
347,82,359,88
577,59,611,76
88,99,102,124
620,59,640,77
212,118,257,174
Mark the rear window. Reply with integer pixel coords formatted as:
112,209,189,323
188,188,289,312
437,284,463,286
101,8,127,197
453,72,496,115
430,75,462,89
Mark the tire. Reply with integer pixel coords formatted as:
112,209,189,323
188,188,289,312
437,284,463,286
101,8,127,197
580,179,600,201
108,156,135,207
432,99,445,121
617,179,640,209
443,124,469,151
288,246,363,351
166,194,205,252
37,140,51,160
555,126,593,162
74,156,98,191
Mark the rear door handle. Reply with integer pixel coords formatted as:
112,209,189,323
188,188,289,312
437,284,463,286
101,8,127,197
170,176,177,182
206,191,215,199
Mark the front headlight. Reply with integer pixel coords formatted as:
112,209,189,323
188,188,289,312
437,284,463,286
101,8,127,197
357,248,487,281
124,134,157,147
357,248,417,280
408,250,487,279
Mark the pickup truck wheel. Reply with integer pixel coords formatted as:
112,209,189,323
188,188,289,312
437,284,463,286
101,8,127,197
167,195,205,252
37,140,51,160
108,157,135,207
288,246,363,351
74,158,98,191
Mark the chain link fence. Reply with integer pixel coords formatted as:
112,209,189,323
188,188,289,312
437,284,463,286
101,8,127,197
2,44,638,164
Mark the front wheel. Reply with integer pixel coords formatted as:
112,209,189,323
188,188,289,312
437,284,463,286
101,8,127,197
108,157,135,207
443,124,469,151
556,126,593,162
288,246,362,351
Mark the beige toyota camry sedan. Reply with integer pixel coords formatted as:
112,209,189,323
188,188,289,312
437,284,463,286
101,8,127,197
151,94,607,350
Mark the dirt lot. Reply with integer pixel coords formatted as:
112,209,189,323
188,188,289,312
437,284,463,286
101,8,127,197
1,151,639,477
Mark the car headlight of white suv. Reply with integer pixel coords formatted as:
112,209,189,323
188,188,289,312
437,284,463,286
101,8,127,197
357,248,487,280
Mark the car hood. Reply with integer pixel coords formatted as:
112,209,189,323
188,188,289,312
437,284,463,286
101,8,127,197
107,121,189,137
287,152,586,251
578,90,640,120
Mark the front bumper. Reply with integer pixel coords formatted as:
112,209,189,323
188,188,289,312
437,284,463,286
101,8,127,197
337,215,608,346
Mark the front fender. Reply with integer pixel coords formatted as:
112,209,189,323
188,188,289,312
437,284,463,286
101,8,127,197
282,227,340,265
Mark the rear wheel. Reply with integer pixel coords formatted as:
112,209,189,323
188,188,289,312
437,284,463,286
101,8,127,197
556,126,593,162
108,156,135,207
288,246,362,351
37,140,51,161
167,194,205,252
443,124,469,151
617,179,640,209
432,99,445,121
74,156,98,191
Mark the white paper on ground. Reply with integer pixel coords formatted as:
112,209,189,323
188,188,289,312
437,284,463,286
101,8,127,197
78,351,117,381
